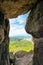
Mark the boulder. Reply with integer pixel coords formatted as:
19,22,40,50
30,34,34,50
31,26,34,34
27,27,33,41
14,50,33,65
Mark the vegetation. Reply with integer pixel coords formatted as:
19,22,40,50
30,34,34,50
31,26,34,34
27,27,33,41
9,39,34,54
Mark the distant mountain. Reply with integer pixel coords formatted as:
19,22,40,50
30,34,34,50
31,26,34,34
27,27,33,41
10,36,32,40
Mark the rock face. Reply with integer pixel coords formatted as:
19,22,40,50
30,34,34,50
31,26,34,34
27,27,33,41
25,0,43,65
9,51,33,65
14,50,33,65
0,0,37,18
0,11,10,65
25,0,43,38
33,38,43,65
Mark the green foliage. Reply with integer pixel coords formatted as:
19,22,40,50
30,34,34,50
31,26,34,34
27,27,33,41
9,40,34,53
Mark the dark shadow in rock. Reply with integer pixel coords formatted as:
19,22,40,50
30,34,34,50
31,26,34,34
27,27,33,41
33,38,43,65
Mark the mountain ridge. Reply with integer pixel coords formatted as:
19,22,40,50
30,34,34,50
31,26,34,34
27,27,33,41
10,36,32,40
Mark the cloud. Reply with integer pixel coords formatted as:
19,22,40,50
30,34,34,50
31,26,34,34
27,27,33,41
9,27,31,37
9,12,31,37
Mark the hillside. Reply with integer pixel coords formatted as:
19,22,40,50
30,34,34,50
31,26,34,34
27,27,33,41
9,39,34,53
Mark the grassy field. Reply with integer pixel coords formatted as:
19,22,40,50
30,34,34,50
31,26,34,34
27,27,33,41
9,39,34,53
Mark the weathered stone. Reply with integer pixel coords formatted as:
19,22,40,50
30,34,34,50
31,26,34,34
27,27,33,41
14,50,33,65
0,0,37,18
25,0,43,38
0,11,5,44
33,38,43,65
0,12,10,65
25,1,43,65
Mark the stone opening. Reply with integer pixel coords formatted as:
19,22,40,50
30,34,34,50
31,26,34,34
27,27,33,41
9,13,33,65
0,0,43,65
9,12,33,53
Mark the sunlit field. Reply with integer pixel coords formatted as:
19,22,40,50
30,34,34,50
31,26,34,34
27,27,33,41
9,39,34,53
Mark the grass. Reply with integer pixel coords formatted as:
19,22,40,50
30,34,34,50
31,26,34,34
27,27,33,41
9,39,34,53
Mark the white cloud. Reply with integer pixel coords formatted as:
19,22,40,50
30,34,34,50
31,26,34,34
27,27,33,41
9,12,32,38
9,27,30,37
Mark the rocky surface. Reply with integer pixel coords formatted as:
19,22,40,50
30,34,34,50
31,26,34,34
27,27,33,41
0,0,37,18
33,38,43,65
25,0,43,65
14,50,33,65
25,0,43,38
9,50,33,65
0,11,10,65
0,0,43,65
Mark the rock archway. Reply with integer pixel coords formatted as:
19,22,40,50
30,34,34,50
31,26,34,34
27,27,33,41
0,0,43,65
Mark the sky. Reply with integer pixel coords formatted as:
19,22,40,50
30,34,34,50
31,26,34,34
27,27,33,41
9,11,32,38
